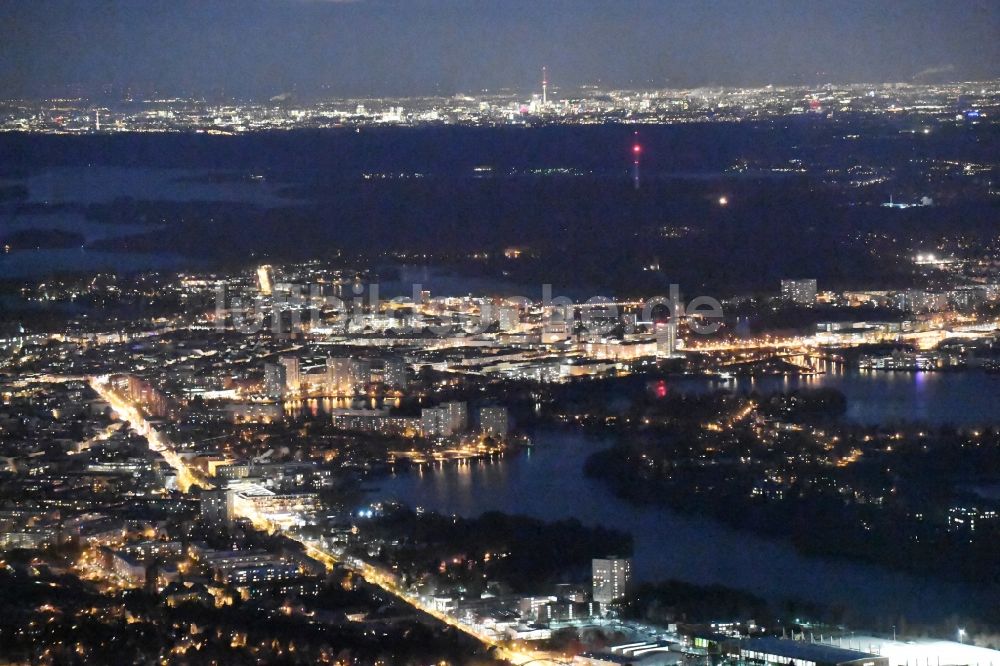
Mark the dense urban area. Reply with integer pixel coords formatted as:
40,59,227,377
1,77,999,666
2,79,998,133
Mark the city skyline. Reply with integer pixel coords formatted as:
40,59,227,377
1,0,998,100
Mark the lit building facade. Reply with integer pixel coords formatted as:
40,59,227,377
592,557,632,605
781,279,818,306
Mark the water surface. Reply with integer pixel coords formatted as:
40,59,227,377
374,423,998,624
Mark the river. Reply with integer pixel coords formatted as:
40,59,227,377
370,372,1000,626
657,367,1000,426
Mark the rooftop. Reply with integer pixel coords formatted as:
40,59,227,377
741,638,878,663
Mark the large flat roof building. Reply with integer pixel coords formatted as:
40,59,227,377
821,635,1000,666
740,639,887,666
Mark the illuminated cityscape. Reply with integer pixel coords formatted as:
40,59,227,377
1,1,999,665
1,79,998,134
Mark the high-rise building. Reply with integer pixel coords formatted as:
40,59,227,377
382,358,408,390
201,489,235,528
781,279,818,306
498,307,520,332
479,302,498,329
263,363,287,399
421,407,447,438
257,265,274,295
444,401,468,433
326,357,351,395
592,557,632,605
948,286,987,312
280,356,300,395
655,320,678,358
353,359,371,391
326,357,370,395
420,402,467,437
479,406,509,439
895,289,947,313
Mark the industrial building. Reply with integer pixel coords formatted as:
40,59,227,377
739,638,888,666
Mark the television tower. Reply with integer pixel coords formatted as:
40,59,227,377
542,66,548,106
632,131,642,190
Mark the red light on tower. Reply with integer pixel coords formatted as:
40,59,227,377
632,131,642,190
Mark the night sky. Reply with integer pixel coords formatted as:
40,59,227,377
1,0,998,99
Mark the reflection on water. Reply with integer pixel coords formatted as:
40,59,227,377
672,366,1000,426
375,426,998,625
284,395,400,419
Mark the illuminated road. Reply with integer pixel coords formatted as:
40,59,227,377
88,375,211,492
252,510,561,664
85,375,561,665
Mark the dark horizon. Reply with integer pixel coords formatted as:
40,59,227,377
1,0,998,101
